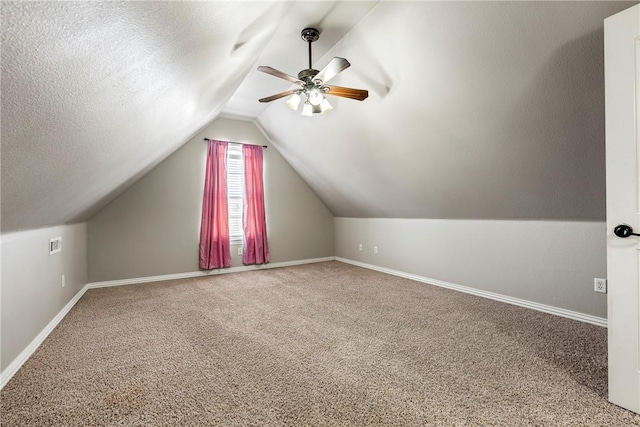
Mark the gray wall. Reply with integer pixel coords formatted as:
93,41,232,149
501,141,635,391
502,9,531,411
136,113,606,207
88,117,334,282
1,223,87,371
335,218,607,318
257,2,635,224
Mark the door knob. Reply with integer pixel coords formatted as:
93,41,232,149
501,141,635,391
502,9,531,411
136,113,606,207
614,224,640,238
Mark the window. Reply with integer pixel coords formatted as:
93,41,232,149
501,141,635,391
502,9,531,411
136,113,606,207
199,140,268,269
227,143,244,243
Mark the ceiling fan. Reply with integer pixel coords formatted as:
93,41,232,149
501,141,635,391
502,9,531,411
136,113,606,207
257,27,368,116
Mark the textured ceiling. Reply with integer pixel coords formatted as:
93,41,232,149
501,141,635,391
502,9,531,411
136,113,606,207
1,1,636,233
0,1,285,232
1,0,377,233
2,1,267,232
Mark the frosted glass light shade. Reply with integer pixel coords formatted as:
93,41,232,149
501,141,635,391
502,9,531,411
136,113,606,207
319,98,333,113
307,88,323,106
301,101,313,117
286,93,301,110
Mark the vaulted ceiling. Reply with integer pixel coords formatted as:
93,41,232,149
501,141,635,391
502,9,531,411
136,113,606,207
1,1,635,233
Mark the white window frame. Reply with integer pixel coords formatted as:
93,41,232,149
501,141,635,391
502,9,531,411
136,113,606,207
227,143,244,244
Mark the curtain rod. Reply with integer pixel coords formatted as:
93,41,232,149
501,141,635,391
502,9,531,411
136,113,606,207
203,138,267,148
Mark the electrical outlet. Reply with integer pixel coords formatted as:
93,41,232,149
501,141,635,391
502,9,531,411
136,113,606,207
61,274,65,288
358,243,363,251
237,247,243,255
373,246,378,254
594,278,607,293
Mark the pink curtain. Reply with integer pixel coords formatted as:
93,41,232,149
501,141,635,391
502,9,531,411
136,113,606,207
199,140,232,269
242,144,269,265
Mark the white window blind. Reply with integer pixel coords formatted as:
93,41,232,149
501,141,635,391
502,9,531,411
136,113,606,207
227,143,244,243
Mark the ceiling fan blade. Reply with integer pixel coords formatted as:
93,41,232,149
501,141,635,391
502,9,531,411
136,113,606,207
325,85,369,101
257,66,300,83
315,57,350,83
259,90,297,103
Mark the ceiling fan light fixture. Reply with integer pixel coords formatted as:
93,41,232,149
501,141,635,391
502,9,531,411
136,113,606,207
319,97,333,114
257,27,368,116
307,88,324,106
311,102,323,115
301,101,313,117
301,100,323,116
286,93,302,110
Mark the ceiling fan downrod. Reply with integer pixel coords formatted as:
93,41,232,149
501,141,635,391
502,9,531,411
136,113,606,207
301,28,320,77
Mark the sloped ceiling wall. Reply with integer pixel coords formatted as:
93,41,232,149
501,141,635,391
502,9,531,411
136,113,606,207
257,1,635,220
2,1,635,233
0,1,289,233
1,0,377,233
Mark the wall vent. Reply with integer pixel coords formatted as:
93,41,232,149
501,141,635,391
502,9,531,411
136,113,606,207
49,237,62,255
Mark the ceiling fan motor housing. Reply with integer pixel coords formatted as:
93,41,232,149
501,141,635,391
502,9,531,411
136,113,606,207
298,68,319,82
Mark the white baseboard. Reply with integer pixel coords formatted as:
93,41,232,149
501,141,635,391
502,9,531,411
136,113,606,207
335,257,607,328
0,285,89,390
86,257,336,289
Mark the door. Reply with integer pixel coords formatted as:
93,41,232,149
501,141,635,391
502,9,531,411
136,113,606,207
605,4,640,415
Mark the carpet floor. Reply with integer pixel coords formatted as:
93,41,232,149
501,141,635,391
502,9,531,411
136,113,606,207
2,261,640,426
